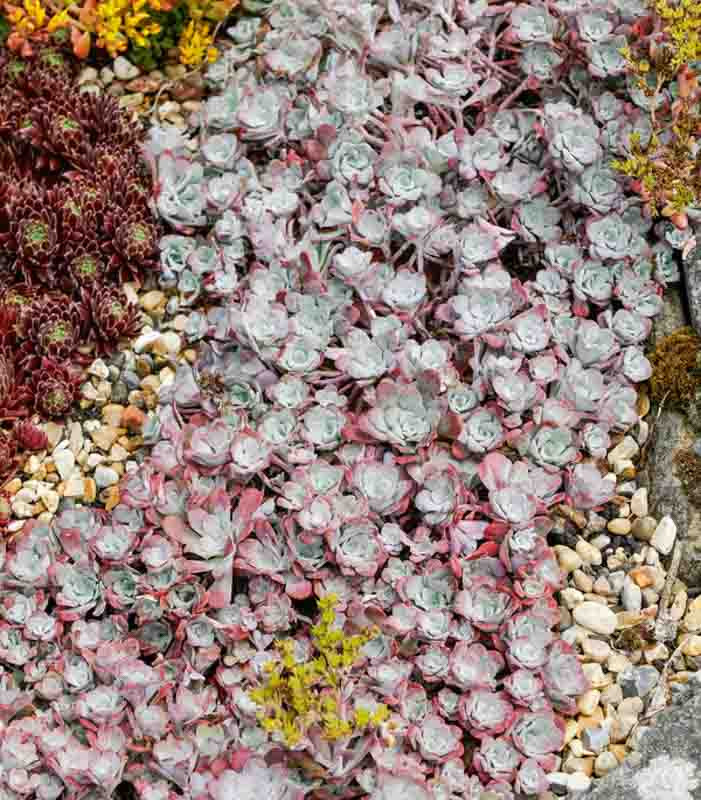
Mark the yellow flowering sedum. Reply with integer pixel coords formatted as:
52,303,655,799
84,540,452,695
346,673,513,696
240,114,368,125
249,595,390,748
178,18,218,66
3,0,237,66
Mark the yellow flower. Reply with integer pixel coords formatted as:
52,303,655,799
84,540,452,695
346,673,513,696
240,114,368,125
178,18,216,67
47,8,70,33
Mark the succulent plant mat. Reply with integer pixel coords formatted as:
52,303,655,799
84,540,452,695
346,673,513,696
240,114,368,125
0,3,699,800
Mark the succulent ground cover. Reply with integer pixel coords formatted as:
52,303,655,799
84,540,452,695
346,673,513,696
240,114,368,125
0,44,161,478
0,0,698,799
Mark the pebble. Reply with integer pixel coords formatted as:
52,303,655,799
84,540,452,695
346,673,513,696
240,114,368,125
581,725,610,754
91,426,121,451
62,476,86,498
622,576,643,612
577,689,601,715
113,56,140,80
78,67,99,85
567,772,592,793
608,436,639,466
88,359,110,379
607,518,631,535
630,487,648,518
94,465,120,489
594,751,618,776
618,665,659,698
681,635,701,656
576,539,603,566
650,515,677,555
140,290,166,312
119,92,145,109
631,516,657,541
100,66,115,85
53,449,76,481
556,546,583,573
582,639,611,662
573,570,594,593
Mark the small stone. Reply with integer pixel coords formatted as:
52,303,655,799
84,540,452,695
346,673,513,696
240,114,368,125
140,290,166,312
651,515,677,555
133,329,162,354
63,476,85,498
561,588,584,609
594,751,619,777
90,426,121,451
102,485,121,511
109,444,129,461
610,714,637,743
100,66,115,85
630,566,656,589
4,478,22,495
164,63,188,80
681,634,701,656
631,516,657,542
618,696,644,717
670,590,688,621
593,576,613,596
600,684,623,706
77,67,98,85
53,449,76,481
94,465,120,489
644,642,669,662
88,358,110,379
11,499,35,518
618,665,660,698
582,639,611,663
556,546,583,573
38,489,60,514
607,652,632,673
630,487,648,518
101,404,125,428
577,689,601,715
607,518,631,535
581,662,611,688
83,478,97,503
152,332,182,356
622,576,643,612
608,436,639,467
576,539,603,566
121,405,146,432
119,92,145,109
44,423,64,449
566,772,592,793
113,56,140,80
581,725,610,754
573,569,594,593
589,534,611,550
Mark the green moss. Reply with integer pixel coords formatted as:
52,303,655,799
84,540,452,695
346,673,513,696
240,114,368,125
674,448,701,504
649,327,701,407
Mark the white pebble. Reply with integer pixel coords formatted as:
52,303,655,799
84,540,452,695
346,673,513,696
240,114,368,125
573,601,618,635
53,449,76,482
622,576,642,612
94,466,120,489
631,487,648,518
113,55,140,80
651,515,677,555
608,436,639,465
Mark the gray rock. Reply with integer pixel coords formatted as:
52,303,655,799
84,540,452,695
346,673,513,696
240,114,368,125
684,245,701,338
618,666,660,698
577,676,701,800
581,725,610,754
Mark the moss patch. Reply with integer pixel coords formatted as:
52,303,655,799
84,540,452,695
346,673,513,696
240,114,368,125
674,448,701,505
649,327,701,407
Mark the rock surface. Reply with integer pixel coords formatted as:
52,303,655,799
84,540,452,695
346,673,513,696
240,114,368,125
577,678,701,800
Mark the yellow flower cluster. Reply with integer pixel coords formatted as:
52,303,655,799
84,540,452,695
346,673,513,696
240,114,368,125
3,0,236,66
249,595,390,748
178,18,218,67
95,0,161,56
6,0,46,37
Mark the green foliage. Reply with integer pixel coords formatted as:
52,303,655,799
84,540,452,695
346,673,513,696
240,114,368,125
249,595,389,748
126,4,190,72
0,13,10,44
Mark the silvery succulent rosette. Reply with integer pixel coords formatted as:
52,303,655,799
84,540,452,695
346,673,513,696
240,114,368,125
0,0,689,798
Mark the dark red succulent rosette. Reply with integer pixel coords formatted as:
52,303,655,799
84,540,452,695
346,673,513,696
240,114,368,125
1,187,60,285
29,358,83,419
0,430,19,485
22,297,85,361
104,207,160,280
83,284,142,353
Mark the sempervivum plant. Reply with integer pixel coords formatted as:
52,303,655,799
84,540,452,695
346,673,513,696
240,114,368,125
0,43,160,429
83,285,142,353
1,0,689,796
